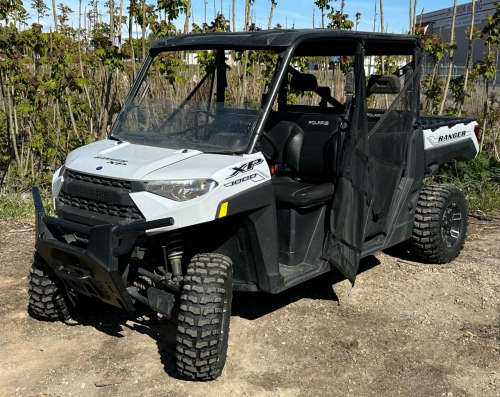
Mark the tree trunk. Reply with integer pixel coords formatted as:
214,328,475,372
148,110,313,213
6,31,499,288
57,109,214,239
480,77,488,152
459,0,476,116
129,5,136,80
380,0,384,33
66,94,79,139
51,0,58,32
141,0,146,61
6,86,22,177
268,1,274,30
438,0,457,115
244,0,250,30
184,0,192,33
109,0,114,45
379,0,389,108
413,0,417,33
232,0,236,31
78,0,93,111
118,0,124,49
409,0,412,34
100,69,113,139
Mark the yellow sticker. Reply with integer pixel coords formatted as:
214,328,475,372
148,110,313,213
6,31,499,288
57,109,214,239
219,202,228,218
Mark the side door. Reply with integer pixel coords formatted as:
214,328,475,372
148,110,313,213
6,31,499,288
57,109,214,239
324,47,421,285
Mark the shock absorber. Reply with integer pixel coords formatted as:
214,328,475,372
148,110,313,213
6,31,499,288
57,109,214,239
162,232,184,282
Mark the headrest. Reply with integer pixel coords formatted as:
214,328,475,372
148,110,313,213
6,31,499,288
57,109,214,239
367,74,401,94
290,74,318,91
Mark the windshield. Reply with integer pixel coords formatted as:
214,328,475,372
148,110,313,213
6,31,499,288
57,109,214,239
111,49,280,153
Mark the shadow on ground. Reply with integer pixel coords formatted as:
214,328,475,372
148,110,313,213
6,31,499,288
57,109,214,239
232,254,380,320
70,298,179,378
63,254,382,378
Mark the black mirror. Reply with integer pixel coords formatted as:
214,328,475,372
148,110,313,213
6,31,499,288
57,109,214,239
367,75,401,94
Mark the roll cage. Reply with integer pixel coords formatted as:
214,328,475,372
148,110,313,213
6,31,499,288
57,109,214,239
111,30,421,155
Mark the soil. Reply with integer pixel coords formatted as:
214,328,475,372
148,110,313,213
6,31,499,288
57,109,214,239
0,219,499,397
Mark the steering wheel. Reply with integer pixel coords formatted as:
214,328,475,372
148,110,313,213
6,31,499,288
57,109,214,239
261,133,280,162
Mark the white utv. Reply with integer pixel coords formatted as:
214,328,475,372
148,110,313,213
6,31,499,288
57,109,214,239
29,30,479,381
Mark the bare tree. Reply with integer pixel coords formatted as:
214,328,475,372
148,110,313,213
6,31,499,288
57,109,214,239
141,0,146,61
129,0,136,80
184,0,191,33
409,0,412,34
380,0,384,34
109,0,114,45
232,0,236,31
315,0,331,29
118,0,124,49
438,0,458,115
459,0,476,116
380,0,388,107
413,0,417,33
268,0,277,30
52,0,58,32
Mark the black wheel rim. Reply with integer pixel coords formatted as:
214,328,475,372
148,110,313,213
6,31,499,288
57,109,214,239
442,199,462,247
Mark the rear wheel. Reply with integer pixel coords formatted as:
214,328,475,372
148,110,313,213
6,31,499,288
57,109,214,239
175,253,233,381
411,184,468,263
28,253,72,321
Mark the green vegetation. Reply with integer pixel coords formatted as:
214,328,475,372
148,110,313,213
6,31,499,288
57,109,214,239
0,0,499,220
0,191,54,220
433,153,500,215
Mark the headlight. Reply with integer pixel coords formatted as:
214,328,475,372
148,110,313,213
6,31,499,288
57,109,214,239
58,165,66,177
145,179,218,201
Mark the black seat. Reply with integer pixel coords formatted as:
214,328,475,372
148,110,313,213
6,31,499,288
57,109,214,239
263,114,341,207
289,73,344,112
290,74,332,107
273,177,335,206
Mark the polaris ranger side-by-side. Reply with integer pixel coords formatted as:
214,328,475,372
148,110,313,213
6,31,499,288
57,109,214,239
29,30,479,381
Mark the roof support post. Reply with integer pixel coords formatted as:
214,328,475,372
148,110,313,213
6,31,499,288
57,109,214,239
216,49,227,103
245,48,294,154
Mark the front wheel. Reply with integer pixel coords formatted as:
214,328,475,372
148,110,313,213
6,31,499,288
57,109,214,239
411,184,468,263
28,253,72,321
175,253,233,381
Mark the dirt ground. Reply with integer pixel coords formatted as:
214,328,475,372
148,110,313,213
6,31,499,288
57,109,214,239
0,219,499,397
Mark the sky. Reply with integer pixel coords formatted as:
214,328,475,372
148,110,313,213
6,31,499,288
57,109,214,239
26,0,452,35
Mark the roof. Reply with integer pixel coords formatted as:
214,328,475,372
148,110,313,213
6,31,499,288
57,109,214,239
150,29,421,56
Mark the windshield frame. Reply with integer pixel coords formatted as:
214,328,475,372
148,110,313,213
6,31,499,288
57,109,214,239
109,38,366,154
109,46,292,154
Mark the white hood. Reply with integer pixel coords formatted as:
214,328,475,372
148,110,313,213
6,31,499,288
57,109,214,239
65,140,203,180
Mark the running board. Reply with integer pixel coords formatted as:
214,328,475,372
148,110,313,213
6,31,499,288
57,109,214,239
279,261,331,291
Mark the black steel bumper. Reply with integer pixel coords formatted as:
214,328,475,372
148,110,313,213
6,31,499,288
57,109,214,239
32,187,174,311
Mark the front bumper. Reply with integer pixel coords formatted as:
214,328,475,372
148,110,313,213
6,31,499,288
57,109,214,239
32,187,174,311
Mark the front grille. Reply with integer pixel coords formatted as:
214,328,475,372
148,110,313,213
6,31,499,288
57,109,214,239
58,191,144,220
66,170,132,191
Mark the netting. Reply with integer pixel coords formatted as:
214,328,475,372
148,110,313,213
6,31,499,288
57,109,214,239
365,68,420,235
324,55,421,285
